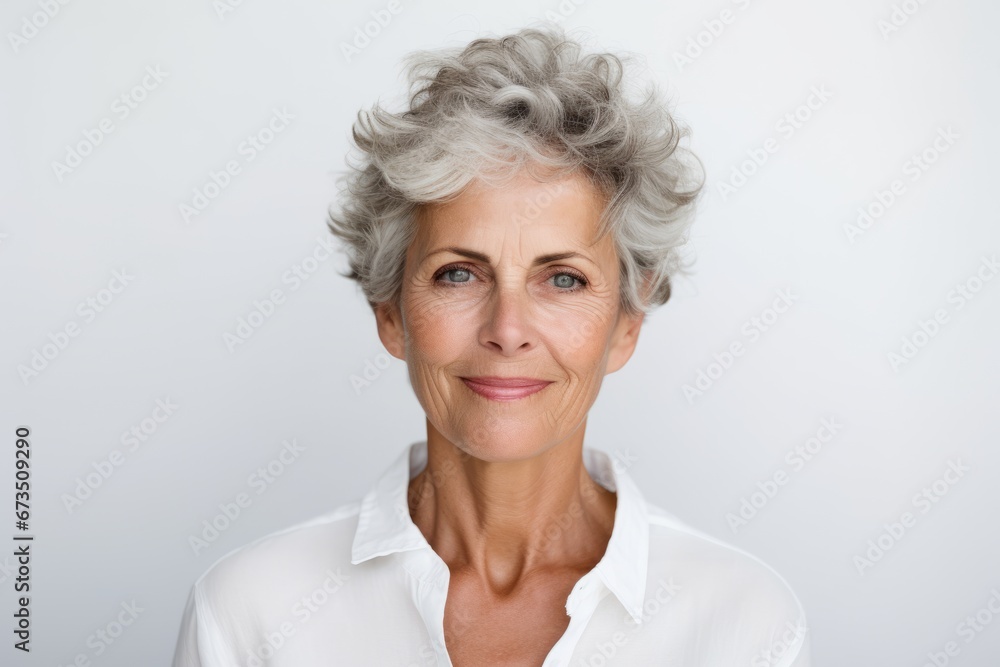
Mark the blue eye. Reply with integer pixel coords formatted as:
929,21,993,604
433,265,588,292
551,273,585,290
438,268,473,284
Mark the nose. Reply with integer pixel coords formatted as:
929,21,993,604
478,282,536,355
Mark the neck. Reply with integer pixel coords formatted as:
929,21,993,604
407,420,617,594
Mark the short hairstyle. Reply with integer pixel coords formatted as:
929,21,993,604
327,25,704,318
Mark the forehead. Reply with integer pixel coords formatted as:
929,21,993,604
411,169,609,252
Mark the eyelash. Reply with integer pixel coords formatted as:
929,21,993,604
432,263,589,292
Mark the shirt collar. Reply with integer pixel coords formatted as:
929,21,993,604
350,440,650,624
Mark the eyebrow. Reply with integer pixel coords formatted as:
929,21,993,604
425,247,593,267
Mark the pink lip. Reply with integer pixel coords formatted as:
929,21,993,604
460,377,552,401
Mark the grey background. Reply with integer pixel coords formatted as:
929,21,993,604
1,0,998,664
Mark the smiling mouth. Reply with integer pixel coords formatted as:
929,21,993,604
459,377,553,402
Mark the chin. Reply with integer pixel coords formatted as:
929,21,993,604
450,418,564,463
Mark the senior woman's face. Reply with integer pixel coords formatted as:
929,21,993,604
375,169,644,462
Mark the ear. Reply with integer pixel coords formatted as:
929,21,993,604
374,300,406,361
605,309,644,375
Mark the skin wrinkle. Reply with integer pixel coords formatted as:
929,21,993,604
313,29,710,665
374,167,644,661
327,29,705,318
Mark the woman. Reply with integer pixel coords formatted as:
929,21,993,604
172,26,809,666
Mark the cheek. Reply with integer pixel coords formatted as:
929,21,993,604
403,295,476,362
542,309,616,375
403,290,616,374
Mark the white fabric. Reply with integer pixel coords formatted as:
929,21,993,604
172,440,810,666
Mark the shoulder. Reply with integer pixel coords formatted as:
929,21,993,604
645,502,805,612
644,502,809,666
173,502,363,664
189,500,362,613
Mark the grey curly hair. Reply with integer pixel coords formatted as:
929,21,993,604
326,25,704,318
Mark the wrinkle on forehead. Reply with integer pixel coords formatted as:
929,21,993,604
411,170,613,273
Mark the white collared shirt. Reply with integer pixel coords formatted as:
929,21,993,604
172,441,810,666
